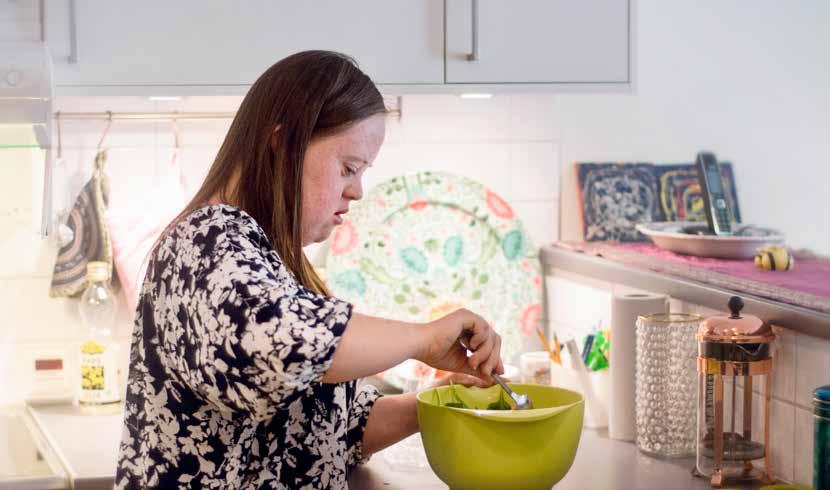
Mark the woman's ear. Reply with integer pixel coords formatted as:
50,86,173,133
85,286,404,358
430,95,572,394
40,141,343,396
269,124,282,152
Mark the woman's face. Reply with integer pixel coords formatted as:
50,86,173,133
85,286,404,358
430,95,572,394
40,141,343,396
301,114,386,246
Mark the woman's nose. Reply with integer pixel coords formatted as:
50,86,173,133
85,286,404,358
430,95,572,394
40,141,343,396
344,180,363,201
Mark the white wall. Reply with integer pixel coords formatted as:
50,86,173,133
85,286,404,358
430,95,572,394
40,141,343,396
550,4,830,483
558,0,830,253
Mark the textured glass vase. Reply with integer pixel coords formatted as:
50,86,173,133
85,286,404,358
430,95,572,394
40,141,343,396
635,313,701,457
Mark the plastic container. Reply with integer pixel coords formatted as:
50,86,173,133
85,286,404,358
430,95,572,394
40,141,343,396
520,351,552,385
550,360,609,429
816,385,830,490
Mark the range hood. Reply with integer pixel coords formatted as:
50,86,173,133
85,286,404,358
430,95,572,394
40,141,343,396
0,42,53,149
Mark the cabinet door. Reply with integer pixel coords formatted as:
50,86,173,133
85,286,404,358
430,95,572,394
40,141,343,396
446,0,629,84
0,1,41,42
46,1,444,90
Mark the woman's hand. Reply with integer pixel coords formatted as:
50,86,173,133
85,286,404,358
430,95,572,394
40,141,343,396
428,371,495,389
416,308,504,382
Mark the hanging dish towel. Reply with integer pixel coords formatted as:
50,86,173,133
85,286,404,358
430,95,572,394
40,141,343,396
50,150,113,297
106,149,190,316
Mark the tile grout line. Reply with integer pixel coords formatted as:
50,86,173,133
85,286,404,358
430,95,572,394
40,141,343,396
792,330,798,475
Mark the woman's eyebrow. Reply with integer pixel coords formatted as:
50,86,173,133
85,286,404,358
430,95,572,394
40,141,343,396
343,155,371,166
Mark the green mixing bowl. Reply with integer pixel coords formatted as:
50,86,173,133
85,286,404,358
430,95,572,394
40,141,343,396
416,384,584,490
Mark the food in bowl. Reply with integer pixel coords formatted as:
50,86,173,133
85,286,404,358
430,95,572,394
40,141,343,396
438,383,513,410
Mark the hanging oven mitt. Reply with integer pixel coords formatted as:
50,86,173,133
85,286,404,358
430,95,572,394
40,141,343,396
50,150,113,297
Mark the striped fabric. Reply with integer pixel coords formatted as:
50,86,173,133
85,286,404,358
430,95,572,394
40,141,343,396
50,150,113,297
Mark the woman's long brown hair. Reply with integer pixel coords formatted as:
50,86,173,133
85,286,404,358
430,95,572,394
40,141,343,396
164,51,386,295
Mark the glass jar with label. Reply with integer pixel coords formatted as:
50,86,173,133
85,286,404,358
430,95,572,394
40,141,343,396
78,261,120,405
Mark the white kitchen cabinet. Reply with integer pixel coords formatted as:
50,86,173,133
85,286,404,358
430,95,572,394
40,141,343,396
445,0,630,85
0,0,42,42
40,0,631,94
45,0,445,93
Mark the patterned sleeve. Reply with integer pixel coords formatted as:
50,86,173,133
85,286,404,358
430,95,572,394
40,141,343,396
346,383,383,472
156,222,353,422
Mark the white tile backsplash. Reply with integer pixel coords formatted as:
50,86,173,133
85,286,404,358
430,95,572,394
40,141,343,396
174,96,244,113
395,94,512,143
509,142,560,200
769,325,797,403
77,122,158,151
508,94,561,141
368,142,513,199
0,217,55,279
753,394,795,483
0,277,85,343
793,406,814,486
546,275,611,338
162,119,234,147
796,332,830,409
177,146,220,192
512,200,559,248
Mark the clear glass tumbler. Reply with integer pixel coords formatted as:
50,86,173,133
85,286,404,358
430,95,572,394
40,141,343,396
635,313,702,457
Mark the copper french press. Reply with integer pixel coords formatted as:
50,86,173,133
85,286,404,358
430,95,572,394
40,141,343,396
694,296,775,487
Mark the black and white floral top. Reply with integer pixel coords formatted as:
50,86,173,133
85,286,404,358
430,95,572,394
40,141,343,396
115,204,381,489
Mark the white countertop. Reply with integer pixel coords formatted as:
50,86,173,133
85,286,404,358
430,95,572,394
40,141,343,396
0,407,67,490
28,403,123,490
350,429,766,490
27,402,772,490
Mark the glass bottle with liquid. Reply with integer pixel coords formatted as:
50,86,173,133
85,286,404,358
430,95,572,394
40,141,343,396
78,261,121,405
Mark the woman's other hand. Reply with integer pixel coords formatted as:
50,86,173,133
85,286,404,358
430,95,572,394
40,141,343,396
416,308,504,383
428,371,495,389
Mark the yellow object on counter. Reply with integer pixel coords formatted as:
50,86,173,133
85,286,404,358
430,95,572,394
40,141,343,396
754,245,794,271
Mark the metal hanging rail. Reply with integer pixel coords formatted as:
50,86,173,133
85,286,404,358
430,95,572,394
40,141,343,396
54,111,236,121
53,100,403,122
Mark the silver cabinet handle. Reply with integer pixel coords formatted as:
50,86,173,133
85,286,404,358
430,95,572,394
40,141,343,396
39,0,45,42
68,0,78,63
467,0,479,61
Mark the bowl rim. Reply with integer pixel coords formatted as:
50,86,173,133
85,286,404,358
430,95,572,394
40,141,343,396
636,222,785,242
416,383,584,422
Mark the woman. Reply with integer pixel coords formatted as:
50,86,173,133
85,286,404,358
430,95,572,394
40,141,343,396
115,51,503,489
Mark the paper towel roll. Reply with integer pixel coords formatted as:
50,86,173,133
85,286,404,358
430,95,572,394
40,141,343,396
609,292,668,441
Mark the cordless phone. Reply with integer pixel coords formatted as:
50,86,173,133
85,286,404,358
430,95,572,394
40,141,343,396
696,152,733,236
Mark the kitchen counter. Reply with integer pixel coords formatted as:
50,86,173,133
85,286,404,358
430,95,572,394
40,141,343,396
541,243,830,340
27,403,123,490
351,428,772,490
28,402,774,490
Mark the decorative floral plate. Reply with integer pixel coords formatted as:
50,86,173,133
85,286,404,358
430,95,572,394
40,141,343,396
325,172,543,389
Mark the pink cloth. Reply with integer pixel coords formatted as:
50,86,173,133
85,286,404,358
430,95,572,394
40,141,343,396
559,242,830,313
106,151,191,316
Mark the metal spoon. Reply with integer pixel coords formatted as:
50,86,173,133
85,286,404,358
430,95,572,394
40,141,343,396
458,335,533,410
